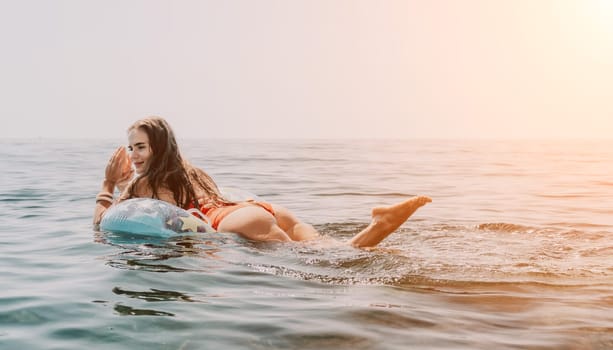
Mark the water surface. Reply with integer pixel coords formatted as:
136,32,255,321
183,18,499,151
1,138,612,349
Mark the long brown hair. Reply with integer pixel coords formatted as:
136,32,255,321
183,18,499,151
124,117,232,208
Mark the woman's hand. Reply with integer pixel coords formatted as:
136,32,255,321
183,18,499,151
94,146,133,225
104,146,134,191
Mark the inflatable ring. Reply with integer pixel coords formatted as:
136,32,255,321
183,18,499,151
100,198,215,238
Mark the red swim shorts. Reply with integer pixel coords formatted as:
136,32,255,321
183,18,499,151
199,201,275,230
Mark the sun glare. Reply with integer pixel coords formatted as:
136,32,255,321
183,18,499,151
557,0,613,59
593,0,613,34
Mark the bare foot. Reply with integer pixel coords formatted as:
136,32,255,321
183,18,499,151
349,196,432,248
371,195,432,233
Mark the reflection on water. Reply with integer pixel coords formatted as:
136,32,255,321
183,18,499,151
112,287,197,302
92,210,613,347
113,304,175,317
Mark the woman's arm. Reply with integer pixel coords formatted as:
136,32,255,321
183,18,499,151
93,146,134,225
93,179,116,225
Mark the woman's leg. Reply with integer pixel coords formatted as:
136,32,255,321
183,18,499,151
271,205,320,241
217,196,431,247
272,196,431,247
348,196,432,248
217,205,292,242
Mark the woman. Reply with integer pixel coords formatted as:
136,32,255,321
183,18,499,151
94,117,431,248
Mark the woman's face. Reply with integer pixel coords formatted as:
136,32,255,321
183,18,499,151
127,127,152,174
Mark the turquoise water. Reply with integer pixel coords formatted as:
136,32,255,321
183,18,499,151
1,138,612,349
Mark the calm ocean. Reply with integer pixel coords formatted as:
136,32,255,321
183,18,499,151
1,138,612,349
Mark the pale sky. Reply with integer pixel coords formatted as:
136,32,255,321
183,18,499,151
0,0,611,139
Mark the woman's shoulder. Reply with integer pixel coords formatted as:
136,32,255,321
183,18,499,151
120,176,178,206
117,176,149,201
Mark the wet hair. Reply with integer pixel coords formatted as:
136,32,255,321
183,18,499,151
124,117,232,208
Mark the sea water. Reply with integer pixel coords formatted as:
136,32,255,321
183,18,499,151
1,138,612,349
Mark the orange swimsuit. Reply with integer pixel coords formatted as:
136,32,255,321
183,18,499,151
189,200,275,230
